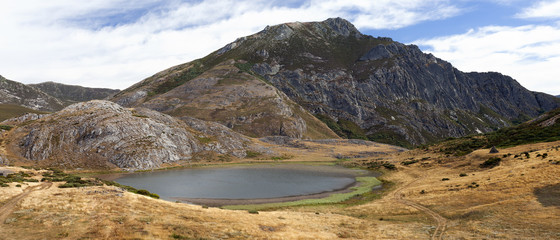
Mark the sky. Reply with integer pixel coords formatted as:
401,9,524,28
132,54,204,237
0,1,559,95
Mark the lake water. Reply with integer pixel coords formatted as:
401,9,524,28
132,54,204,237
114,164,366,200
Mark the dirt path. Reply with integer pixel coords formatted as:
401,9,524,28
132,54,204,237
391,174,447,240
0,182,52,225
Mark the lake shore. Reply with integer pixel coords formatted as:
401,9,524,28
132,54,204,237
171,180,362,207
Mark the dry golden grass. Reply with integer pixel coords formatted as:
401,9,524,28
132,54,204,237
249,138,405,163
1,140,559,239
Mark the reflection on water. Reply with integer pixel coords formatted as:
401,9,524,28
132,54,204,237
114,164,363,200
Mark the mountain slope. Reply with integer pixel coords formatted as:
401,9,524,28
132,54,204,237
111,18,560,147
0,75,64,111
434,107,560,156
3,100,251,170
112,60,338,139
0,104,47,122
29,81,119,105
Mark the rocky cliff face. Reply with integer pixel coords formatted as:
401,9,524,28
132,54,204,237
112,60,338,139
5,100,250,170
111,18,560,147
0,75,64,111
29,81,120,105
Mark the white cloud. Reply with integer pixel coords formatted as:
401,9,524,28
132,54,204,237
414,23,560,95
0,0,461,90
516,0,560,19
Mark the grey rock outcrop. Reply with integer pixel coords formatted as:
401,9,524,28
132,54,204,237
8,100,250,170
359,44,393,61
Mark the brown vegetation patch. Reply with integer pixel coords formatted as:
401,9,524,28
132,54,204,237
534,183,560,207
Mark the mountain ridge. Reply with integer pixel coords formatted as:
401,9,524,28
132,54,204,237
0,75,120,121
0,75,64,111
111,17,560,147
29,81,119,105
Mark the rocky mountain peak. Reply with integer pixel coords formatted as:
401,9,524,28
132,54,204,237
259,17,362,41
111,18,560,147
321,17,362,37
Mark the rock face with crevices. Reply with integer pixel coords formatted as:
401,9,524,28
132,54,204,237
111,17,560,147
6,100,250,170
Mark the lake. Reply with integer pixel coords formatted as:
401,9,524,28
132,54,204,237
113,164,369,201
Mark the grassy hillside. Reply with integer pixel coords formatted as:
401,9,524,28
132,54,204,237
0,104,48,121
433,108,560,156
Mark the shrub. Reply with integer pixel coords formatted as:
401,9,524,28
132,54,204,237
234,62,254,73
1,172,35,183
136,189,150,195
382,162,396,170
467,182,480,188
171,234,188,239
41,170,102,188
245,150,262,158
401,159,419,165
101,180,159,199
441,178,450,181
0,125,14,131
248,210,259,214
59,183,83,188
480,157,501,168
459,173,468,177
136,189,160,199
366,161,397,170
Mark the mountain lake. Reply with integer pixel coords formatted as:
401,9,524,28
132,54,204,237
112,164,374,204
